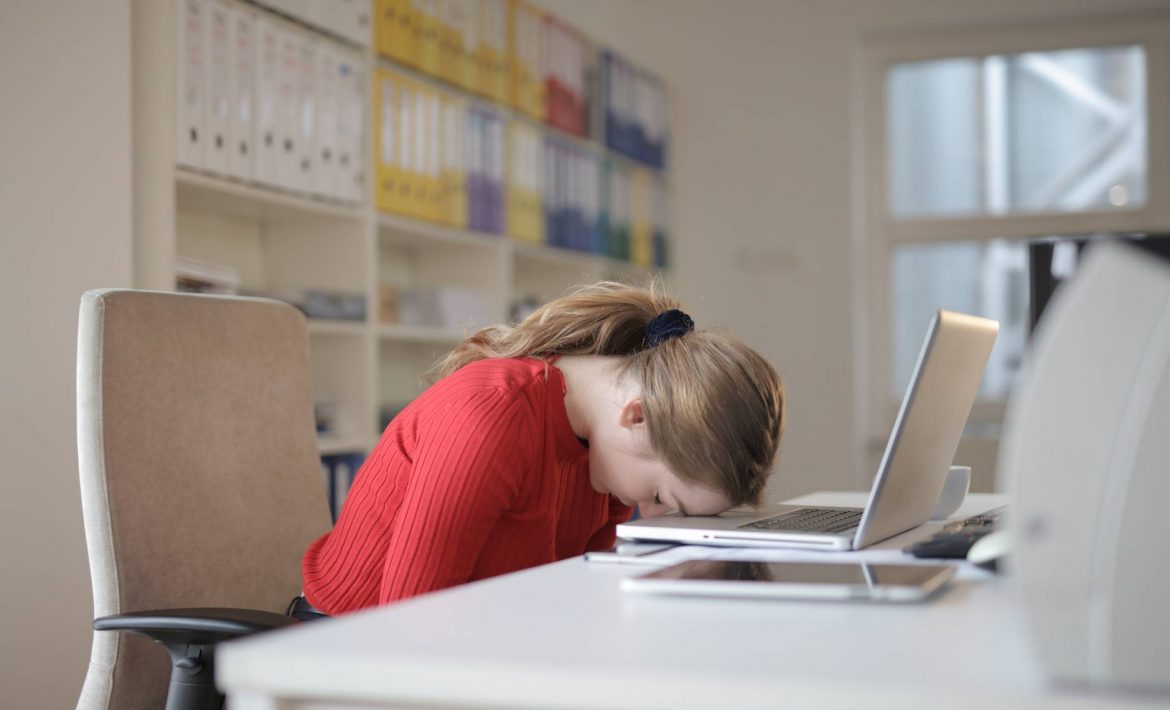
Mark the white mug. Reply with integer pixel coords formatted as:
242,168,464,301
930,465,972,520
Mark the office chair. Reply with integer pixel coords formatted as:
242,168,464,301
75,290,333,710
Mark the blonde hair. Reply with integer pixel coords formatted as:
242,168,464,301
431,281,785,507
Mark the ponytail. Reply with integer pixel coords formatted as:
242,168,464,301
430,281,676,379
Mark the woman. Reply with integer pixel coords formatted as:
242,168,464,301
299,281,785,615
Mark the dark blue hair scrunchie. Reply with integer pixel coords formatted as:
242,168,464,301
646,309,695,347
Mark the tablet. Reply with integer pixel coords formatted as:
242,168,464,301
583,542,677,566
620,560,955,602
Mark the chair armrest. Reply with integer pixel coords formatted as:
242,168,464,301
94,607,297,646
95,609,297,710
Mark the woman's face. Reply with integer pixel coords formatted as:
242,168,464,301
587,399,732,518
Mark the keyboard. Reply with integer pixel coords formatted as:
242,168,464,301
904,506,1007,559
740,507,863,534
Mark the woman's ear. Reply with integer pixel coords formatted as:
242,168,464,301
618,397,646,429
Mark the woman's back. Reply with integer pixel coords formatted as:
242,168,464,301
301,357,628,614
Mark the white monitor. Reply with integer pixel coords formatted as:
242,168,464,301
1000,241,1170,691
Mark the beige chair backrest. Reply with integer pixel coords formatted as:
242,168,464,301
75,290,333,710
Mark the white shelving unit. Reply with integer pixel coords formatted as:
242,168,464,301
133,0,663,459
377,323,465,342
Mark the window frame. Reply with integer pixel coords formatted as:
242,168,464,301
852,12,1170,487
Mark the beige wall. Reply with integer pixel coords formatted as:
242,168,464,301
0,1,133,707
1,0,1167,706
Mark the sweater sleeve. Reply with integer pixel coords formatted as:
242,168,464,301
378,386,537,603
584,499,634,552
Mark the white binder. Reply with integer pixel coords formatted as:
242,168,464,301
312,0,370,48
177,0,206,170
228,2,257,182
338,51,366,203
442,93,463,192
255,14,282,187
340,0,371,48
293,31,317,193
313,43,339,199
203,0,232,175
336,53,358,203
275,22,302,191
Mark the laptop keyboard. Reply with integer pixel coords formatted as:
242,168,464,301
739,508,863,534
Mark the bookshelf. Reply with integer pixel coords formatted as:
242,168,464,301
133,0,667,463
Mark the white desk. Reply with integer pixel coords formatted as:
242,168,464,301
217,493,1161,710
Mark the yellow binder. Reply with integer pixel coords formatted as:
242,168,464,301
438,0,462,86
458,1,478,92
508,0,544,120
374,0,415,67
629,167,653,268
413,0,441,78
374,68,401,215
478,0,509,103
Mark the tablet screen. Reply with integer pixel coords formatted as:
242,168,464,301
648,560,947,585
623,560,955,601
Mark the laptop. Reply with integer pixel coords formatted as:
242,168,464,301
617,310,999,551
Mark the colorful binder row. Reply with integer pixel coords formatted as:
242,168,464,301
601,51,668,170
177,0,366,202
376,69,668,266
605,161,668,269
180,1,670,266
375,0,509,103
538,137,669,268
542,137,602,255
372,0,667,170
375,68,507,230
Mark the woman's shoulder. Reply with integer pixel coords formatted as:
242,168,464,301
405,358,556,437
419,357,558,414
442,357,554,391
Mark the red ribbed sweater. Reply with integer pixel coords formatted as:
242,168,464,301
302,357,631,614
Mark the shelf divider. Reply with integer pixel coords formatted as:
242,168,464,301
176,168,365,223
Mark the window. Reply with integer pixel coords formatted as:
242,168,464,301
856,16,1170,490
888,45,1147,218
892,239,1028,399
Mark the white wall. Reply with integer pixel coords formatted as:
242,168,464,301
0,1,133,707
541,0,1169,500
